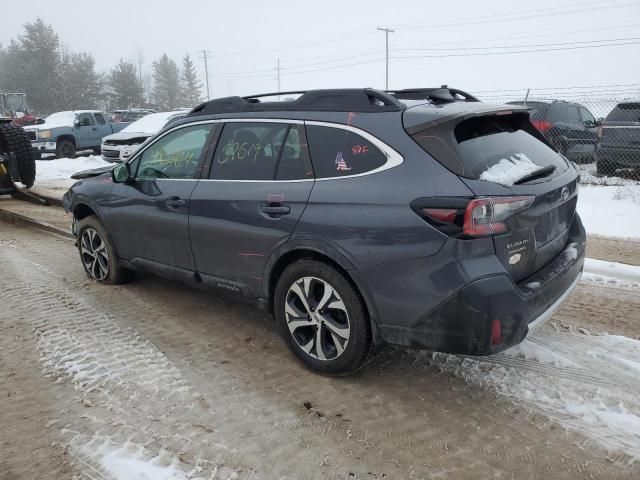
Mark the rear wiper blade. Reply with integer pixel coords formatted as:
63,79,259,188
514,165,556,185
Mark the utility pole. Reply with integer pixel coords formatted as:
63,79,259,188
377,27,394,90
198,49,212,100
277,58,281,97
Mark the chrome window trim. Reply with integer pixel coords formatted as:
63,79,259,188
127,118,404,183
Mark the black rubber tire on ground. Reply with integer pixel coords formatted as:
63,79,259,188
596,159,618,176
274,259,372,375
0,122,36,188
56,138,76,159
76,215,134,285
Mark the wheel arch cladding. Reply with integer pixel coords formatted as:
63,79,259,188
58,134,76,146
266,248,383,343
74,203,97,220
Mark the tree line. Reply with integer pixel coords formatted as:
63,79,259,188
0,18,204,115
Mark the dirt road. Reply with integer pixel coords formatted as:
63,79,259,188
1,221,639,479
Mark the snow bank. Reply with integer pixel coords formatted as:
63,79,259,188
479,153,540,187
36,156,111,183
577,185,640,239
582,258,640,290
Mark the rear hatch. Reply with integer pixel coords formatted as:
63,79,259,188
600,102,640,149
405,106,578,282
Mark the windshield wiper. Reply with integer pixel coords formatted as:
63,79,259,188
514,165,556,185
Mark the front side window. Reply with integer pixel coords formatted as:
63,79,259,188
564,106,581,126
305,125,387,178
211,122,289,180
78,113,95,126
135,124,213,180
579,107,595,125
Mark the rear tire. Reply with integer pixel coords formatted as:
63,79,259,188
0,122,36,188
76,215,133,284
56,139,76,159
274,259,371,375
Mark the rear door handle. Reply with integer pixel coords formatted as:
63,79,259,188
166,197,187,209
261,205,290,216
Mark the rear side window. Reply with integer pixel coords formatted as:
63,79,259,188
306,125,386,178
412,113,567,181
211,122,288,180
94,113,106,125
606,103,640,122
275,125,314,180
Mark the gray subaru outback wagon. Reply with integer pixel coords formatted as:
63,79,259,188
63,87,585,374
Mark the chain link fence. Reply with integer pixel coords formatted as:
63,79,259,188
479,88,640,185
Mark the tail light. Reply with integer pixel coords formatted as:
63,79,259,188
412,196,534,239
531,120,552,132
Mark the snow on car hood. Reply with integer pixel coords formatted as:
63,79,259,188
479,153,540,187
24,111,77,130
102,130,152,143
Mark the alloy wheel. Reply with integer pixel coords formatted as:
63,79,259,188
80,227,109,281
284,276,350,361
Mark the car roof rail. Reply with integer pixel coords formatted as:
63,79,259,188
189,88,403,115
188,88,405,116
386,86,480,103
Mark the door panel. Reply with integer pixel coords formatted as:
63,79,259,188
104,123,216,274
189,122,314,295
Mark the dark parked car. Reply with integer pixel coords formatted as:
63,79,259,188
110,109,156,123
63,88,585,374
508,100,599,162
596,101,640,176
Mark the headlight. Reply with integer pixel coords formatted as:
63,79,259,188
39,130,52,139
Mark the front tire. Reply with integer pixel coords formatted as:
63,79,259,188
274,259,371,375
56,139,76,159
76,215,132,284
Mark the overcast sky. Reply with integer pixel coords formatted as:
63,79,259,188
1,0,639,101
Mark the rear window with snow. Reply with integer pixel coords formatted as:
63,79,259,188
411,113,568,184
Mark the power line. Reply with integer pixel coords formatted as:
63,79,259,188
198,49,212,100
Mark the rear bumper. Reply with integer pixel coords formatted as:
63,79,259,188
376,213,586,355
595,146,640,167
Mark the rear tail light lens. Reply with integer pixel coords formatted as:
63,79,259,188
531,120,552,132
414,196,534,239
491,319,502,346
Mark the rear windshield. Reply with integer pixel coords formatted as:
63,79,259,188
606,103,640,122
411,113,568,184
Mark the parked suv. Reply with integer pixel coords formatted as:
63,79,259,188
595,101,640,176
507,100,599,162
63,88,585,374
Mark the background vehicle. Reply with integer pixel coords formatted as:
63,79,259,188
0,93,41,127
110,109,156,123
101,110,189,162
0,117,36,191
24,110,130,159
508,99,599,162
64,87,585,375
595,101,640,176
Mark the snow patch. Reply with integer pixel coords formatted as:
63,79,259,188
582,258,640,290
36,156,111,184
577,185,640,239
479,152,540,187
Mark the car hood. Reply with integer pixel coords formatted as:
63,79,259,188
70,165,115,180
103,130,153,142
23,123,70,131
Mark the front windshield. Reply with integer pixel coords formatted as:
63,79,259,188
44,111,77,126
122,112,180,134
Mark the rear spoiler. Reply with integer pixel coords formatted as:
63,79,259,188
405,105,531,135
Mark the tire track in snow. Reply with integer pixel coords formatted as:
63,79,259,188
427,327,640,464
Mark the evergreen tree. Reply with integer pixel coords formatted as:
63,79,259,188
179,54,203,108
57,51,100,109
152,54,180,110
110,59,144,109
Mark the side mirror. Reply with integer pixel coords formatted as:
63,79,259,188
112,163,132,183
596,117,604,126
36,118,45,125
73,119,80,128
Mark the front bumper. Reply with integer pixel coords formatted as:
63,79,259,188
376,214,586,355
102,144,135,163
31,141,57,153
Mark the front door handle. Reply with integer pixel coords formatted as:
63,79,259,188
261,204,290,216
166,197,187,209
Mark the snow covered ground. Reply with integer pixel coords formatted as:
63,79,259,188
582,257,640,290
36,155,111,187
